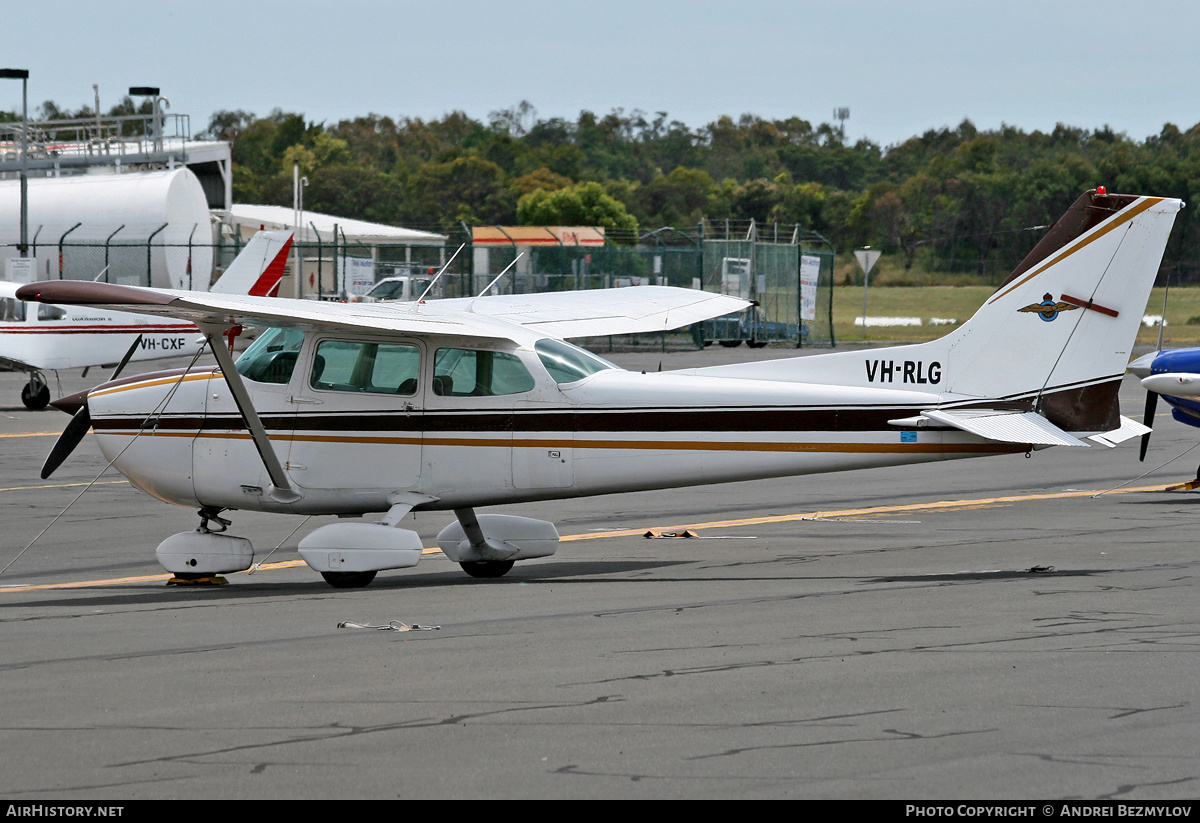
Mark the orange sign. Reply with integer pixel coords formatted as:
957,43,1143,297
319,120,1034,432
472,226,606,247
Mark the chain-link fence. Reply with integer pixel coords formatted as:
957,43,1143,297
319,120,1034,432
2,222,836,348
5,230,212,289
471,225,836,348
698,235,834,348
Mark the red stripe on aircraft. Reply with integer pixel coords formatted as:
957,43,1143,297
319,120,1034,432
1060,293,1120,317
0,324,196,334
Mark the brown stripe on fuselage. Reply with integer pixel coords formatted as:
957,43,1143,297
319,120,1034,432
92,404,934,435
86,425,1024,456
89,367,218,397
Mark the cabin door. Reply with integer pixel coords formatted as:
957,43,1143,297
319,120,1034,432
284,337,425,499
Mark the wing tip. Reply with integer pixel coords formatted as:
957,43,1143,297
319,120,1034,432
15,281,174,307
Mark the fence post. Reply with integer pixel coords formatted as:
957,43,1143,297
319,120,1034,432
57,222,82,279
104,225,124,283
460,221,473,297
145,222,168,287
310,221,322,299
186,223,197,289
332,224,339,299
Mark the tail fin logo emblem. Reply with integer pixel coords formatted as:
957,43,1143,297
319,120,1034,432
1018,293,1080,322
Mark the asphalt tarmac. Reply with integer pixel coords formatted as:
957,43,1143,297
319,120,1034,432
1,345,1198,800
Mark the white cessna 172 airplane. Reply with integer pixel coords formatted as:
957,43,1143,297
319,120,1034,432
0,230,293,409
18,189,1182,588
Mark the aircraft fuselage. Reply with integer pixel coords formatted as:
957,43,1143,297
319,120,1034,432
84,330,1020,516
1,283,202,372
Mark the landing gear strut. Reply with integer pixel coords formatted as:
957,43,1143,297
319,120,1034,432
197,508,231,533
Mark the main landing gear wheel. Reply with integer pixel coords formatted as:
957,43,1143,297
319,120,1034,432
320,571,377,588
460,560,515,578
21,381,50,410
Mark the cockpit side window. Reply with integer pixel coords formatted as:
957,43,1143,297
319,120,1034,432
0,298,25,322
433,348,535,396
311,340,420,395
235,327,305,384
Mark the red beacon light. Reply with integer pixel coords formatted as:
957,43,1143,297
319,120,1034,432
1096,185,1107,196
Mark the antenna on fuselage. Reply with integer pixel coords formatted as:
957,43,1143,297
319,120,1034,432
92,266,110,282
472,253,523,302
411,244,465,307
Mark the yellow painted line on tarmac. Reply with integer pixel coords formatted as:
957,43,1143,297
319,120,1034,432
0,480,127,493
0,431,59,438
0,482,1181,593
557,484,1174,542
2,571,177,590
0,551,443,593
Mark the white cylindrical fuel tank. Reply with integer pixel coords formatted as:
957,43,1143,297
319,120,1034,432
0,168,213,289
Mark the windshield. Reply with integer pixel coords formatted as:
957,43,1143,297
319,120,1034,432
368,280,407,300
535,338,618,383
235,327,305,384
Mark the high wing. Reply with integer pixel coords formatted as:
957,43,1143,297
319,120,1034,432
439,287,751,338
14,282,751,343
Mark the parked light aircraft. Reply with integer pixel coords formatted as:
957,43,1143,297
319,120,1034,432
0,230,293,409
18,190,1182,588
1126,345,1200,487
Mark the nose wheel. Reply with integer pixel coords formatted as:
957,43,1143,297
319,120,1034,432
21,377,50,410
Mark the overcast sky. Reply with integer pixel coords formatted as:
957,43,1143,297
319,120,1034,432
3,0,1197,150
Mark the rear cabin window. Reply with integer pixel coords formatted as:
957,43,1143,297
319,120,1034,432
311,340,420,395
235,327,305,384
433,348,535,397
37,304,66,321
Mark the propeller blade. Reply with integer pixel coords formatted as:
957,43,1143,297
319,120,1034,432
41,405,92,480
110,334,143,382
1139,391,1158,462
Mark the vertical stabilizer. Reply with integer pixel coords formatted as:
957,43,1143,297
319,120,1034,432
683,191,1183,434
210,230,294,296
942,191,1181,430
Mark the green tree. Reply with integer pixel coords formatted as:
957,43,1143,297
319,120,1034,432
402,156,516,225
517,182,638,234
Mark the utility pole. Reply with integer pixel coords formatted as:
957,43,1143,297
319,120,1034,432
1,69,30,256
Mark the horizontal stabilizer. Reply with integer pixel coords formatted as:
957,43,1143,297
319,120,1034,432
891,409,1090,447
1087,415,1153,448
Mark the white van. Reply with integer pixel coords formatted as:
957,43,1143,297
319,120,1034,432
354,274,442,303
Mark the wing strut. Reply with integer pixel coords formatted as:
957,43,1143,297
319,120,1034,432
200,324,301,504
